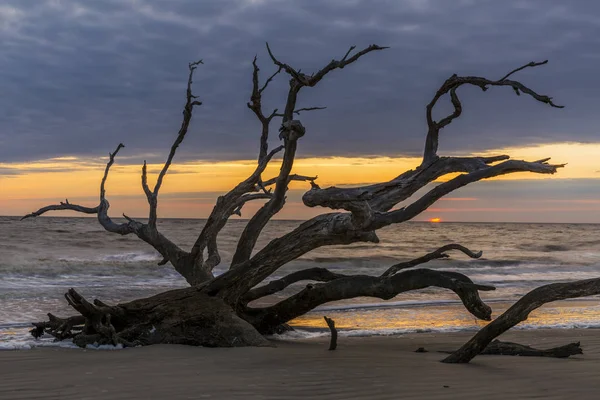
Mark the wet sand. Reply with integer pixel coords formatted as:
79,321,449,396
1,329,599,399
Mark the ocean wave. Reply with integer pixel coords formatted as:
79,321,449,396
60,252,162,263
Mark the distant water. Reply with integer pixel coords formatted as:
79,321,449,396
1,216,600,348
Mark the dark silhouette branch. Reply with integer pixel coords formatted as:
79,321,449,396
382,244,482,277
443,277,600,363
146,60,203,228
189,145,283,272
423,60,563,164
230,44,387,267
302,154,510,215
367,158,565,230
21,201,99,220
243,267,349,303
243,268,495,333
262,173,318,188
248,56,281,163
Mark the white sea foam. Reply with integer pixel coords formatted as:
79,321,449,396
0,327,126,351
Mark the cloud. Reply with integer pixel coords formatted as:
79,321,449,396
1,0,599,164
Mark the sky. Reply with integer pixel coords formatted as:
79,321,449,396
0,0,599,222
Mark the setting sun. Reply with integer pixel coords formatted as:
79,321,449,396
429,218,442,223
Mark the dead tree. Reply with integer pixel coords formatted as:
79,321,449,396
22,44,565,348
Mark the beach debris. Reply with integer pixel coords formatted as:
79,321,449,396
415,347,428,353
443,278,600,363
324,316,337,351
440,340,583,359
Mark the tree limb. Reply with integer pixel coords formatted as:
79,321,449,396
209,157,562,302
248,56,281,163
147,60,203,228
302,154,510,215
243,267,349,303
367,158,564,230
243,268,495,333
261,173,318,188
189,145,283,271
442,277,600,363
273,106,327,118
230,44,386,267
423,60,563,164
382,244,482,277
21,201,99,220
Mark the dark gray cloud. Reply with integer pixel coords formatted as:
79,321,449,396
1,0,599,164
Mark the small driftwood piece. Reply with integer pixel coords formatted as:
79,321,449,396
440,340,582,358
324,316,337,351
480,340,582,357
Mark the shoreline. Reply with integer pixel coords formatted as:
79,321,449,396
1,329,600,399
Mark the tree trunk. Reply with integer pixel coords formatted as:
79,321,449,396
32,288,269,348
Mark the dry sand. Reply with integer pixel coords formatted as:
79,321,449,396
1,329,599,399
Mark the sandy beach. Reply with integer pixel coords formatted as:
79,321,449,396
1,329,599,399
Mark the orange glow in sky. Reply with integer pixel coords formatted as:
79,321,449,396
1,142,599,221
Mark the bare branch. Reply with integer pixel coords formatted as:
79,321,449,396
294,106,327,114
22,142,124,225
150,60,203,226
266,42,388,89
243,268,495,333
206,213,379,300
230,45,385,267
248,56,281,163
243,267,348,303
382,244,482,277
100,143,125,200
498,60,548,81
368,158,565,230
302,154,509,216
273,106,328,117
262,173,318,187
209,155,562,303
265,42,309,85
423,60,563,164
443,277,600,363
232,193,273,217
259,65,281,95
21,202,99,220
189,145,284,271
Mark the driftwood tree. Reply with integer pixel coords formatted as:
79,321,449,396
25,44,567,348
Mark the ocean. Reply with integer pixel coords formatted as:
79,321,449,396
1,216,599,349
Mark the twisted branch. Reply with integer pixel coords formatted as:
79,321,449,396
243,268,495,333
382,244,482,277
423,60,563,164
